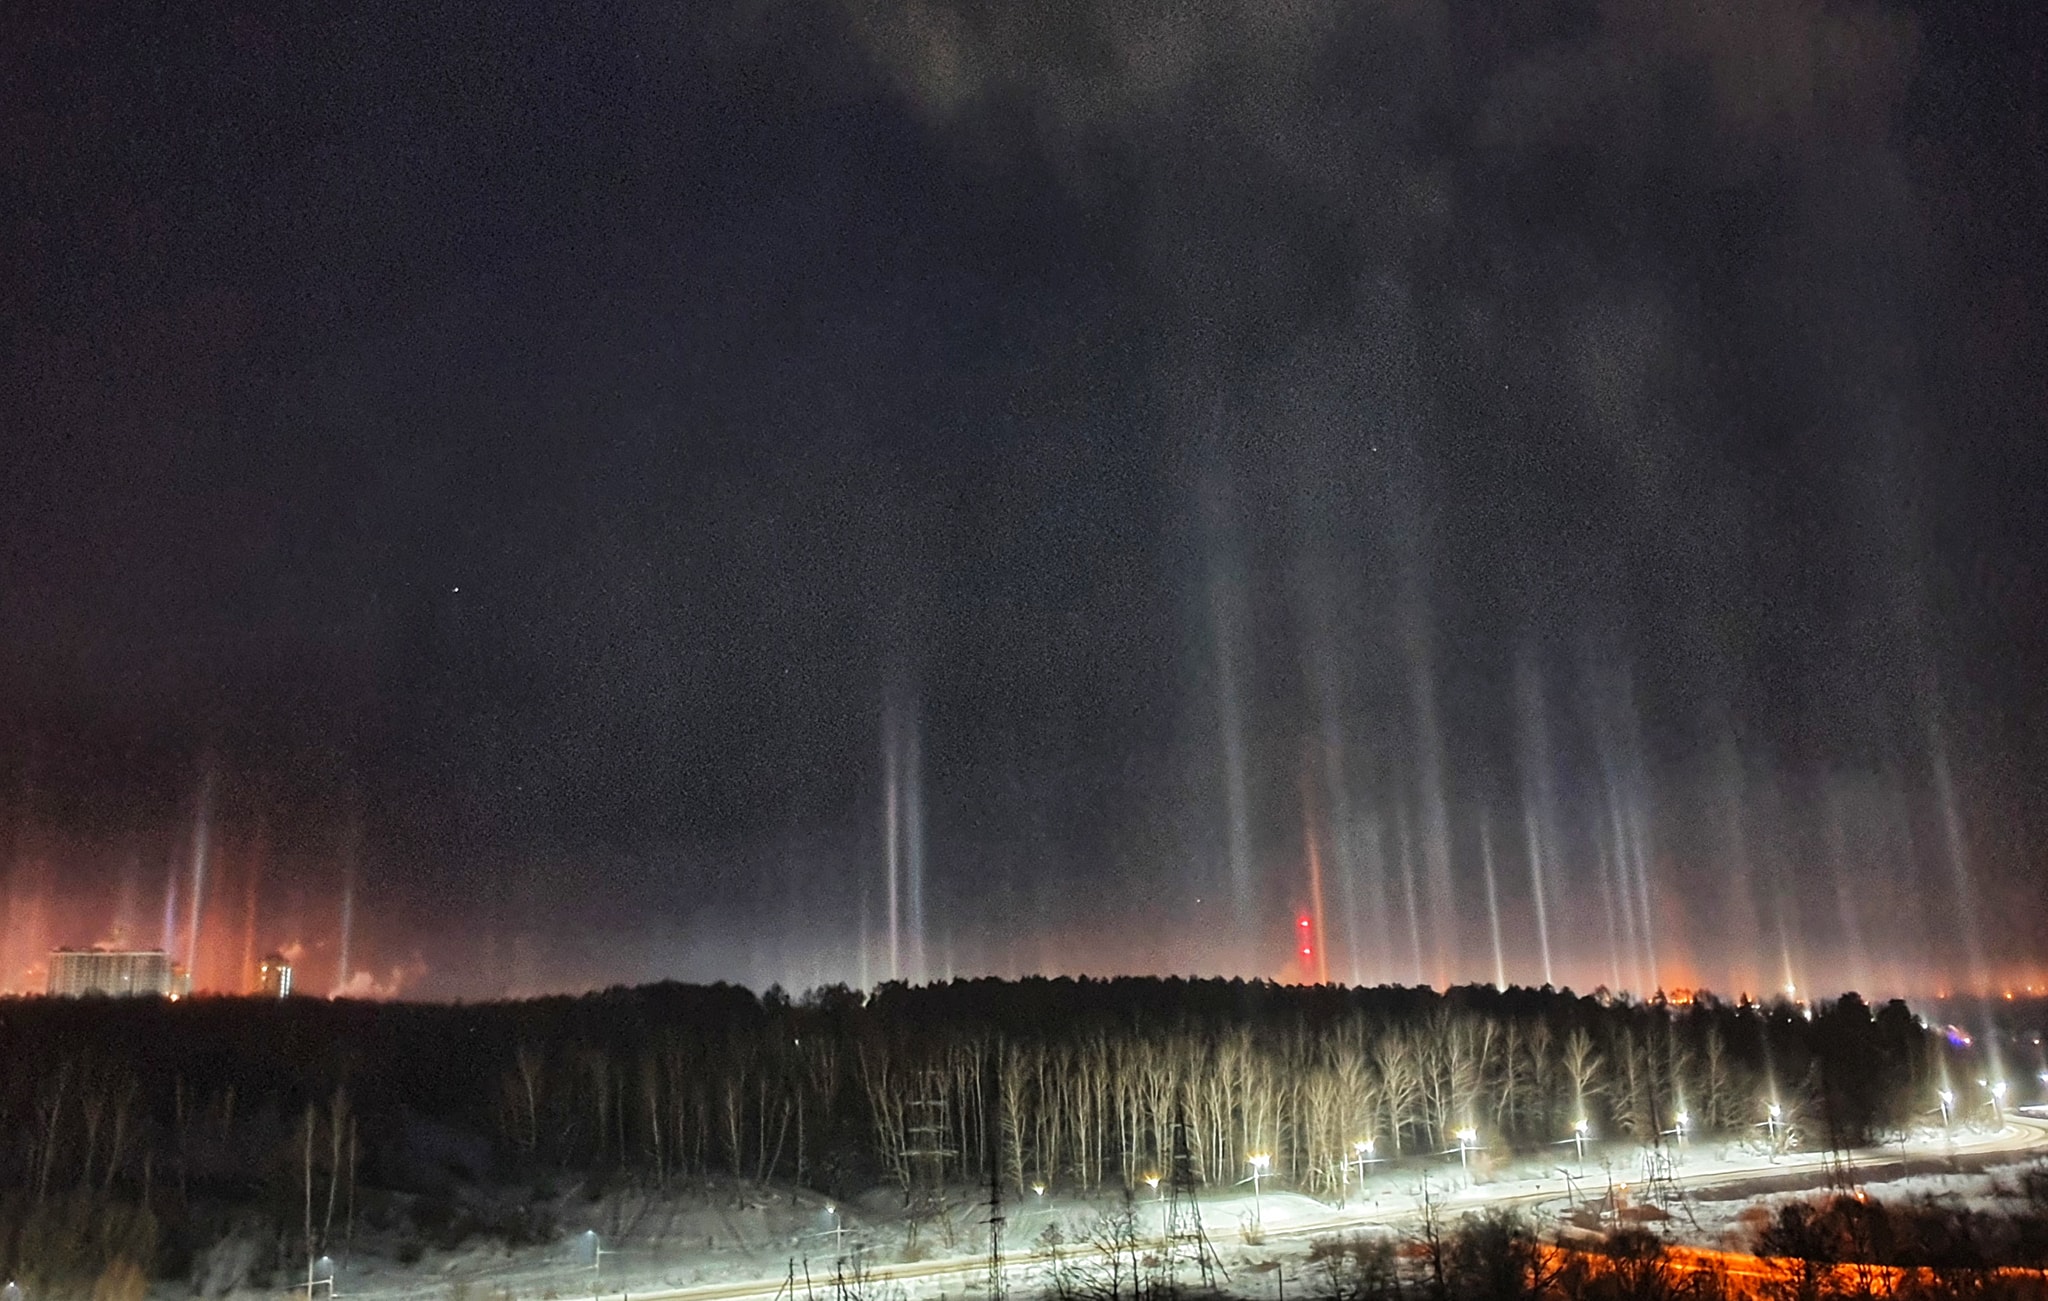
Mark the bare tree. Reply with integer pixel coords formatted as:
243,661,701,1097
1563,1028,1605,1130
1374,1031,1423,1157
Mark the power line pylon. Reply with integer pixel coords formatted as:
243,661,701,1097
902,1069,958,1251
984,1052,1006,1301
1163,1107,1220,1293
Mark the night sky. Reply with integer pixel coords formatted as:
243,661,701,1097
5,0,2046,1000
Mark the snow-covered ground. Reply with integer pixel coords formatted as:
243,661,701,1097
303,1119,2047,1301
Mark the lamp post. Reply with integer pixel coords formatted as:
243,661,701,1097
822,1203,850,1260
583,1230,616,1301
1989,1080,2008,1127
1351,1139,1381,1194
301,1255,334,1301
1938,1088,1955,1130
1244,1154,1272,1231
1453,1128,1478,1176
1762,1103,1785,1156
1662,1112,1690,1155
1566,1119,1589,1172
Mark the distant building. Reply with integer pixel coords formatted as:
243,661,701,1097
47,948,174,998
256,952,293,998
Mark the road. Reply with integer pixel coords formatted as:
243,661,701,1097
609,1116,2048,1301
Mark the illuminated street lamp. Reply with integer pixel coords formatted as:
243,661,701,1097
1560,1119,1589,1172
1938,1089,1955,1128
1762,1103,1785,1154
1242,1153,1272,1230
1990,1080,2008,1126
300,1254,335,1301
1453,1128,1478,1174
819,1203,851,1258
583,1230,616,1301
1344,1139,1381,1202
1662,1112,1690,1159
1354,1138,1380,1174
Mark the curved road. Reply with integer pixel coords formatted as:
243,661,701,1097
614,1117,2048,1301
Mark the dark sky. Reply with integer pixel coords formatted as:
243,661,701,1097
4,0,2046,999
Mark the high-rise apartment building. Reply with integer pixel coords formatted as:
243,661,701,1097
47,948,175,998
256,952,293,998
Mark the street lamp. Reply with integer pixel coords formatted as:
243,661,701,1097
301,1254,334,1301
820,1203,850,1259
1938,1089,1955,1128
1762,1103,1785,1154
1243,1154,1272,1231
1344,1139,1381,1203
1661,1111,1689,1143
1990,1080,2008,1125
1566,1119,1589,1170
1453,1128,1478,1174
583,1230,616,1301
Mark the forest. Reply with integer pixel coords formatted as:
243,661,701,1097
0,978,2001,1297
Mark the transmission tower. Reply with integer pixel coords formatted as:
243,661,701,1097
985,1145,1006,1301
1639,1147,1697,1231
902,1070,958,1251
984,1053,1007,1301
1162,1106,1220,1292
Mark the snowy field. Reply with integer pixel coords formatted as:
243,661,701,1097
301,1119,2048,1301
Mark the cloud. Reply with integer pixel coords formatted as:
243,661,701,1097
841,0,1917,140
334,957,427,1001
832,0,1928,342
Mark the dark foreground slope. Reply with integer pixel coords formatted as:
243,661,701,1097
0,979,1970,1294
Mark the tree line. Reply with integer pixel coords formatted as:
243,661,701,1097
0,978,1982,1294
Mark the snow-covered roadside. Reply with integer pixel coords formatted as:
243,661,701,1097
265,1122,2045,1301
